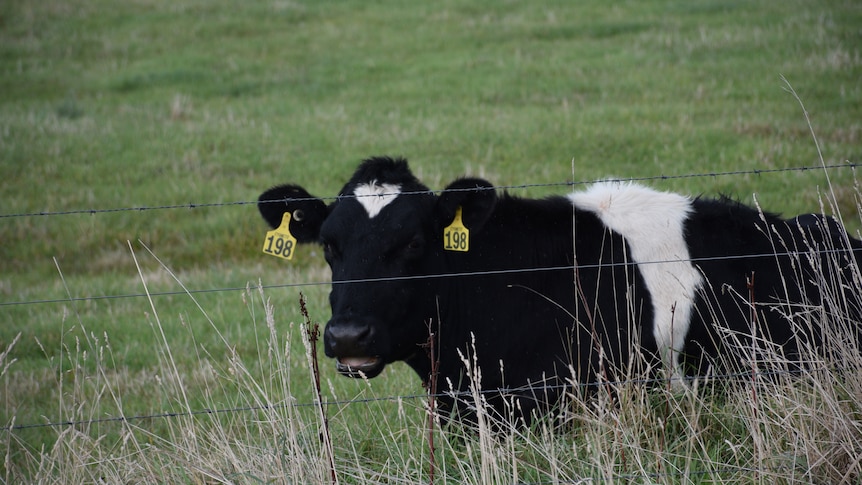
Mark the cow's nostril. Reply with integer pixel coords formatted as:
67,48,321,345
324,322,373,356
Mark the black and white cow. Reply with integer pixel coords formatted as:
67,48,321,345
259,156,861,422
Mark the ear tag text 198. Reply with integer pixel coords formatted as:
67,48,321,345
262,212,297,260
443,206,469,252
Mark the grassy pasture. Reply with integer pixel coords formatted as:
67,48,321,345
2,0,862,482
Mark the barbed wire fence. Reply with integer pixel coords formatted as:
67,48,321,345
0,162,858,220
1,161,859,311
2,161,862,483
0,364,843,434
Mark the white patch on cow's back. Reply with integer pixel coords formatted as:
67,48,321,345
353,181,402,218
568,181,703,382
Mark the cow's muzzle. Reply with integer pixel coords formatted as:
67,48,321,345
324,320,385,378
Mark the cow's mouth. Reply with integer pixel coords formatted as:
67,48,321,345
336,356,384,378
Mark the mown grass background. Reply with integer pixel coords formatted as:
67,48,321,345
1,0,861,482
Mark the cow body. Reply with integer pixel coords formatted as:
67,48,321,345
259,157,861,422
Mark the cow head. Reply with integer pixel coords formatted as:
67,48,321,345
258,156,495,378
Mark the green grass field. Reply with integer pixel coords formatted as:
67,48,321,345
2,0,862,482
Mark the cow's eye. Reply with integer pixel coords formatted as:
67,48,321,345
322,240,339,261
384,237,424,261
404,237,424,255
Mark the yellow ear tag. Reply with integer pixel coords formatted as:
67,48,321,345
443,206,469,252
262,212,297,260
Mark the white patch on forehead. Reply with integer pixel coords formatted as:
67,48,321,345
353,181,402,218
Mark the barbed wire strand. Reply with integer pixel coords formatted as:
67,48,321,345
0,162,857,219
1,365,843,433
2,245,858,308
0,364,841,482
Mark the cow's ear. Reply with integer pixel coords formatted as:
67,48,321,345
436,177,496,232
258,185,327,243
